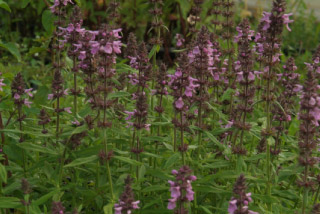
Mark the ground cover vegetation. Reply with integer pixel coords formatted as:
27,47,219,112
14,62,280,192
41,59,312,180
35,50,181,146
0,0,319,213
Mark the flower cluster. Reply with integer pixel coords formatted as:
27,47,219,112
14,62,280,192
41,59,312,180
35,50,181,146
125,42,151,133
153,63,169,114
114,176,140,214
228,174,258,214
232,19,255,155
50,0,73,15
51,201,65,214
38,109,51,134
11,72,33,109
168,166,197,213
11,72,33,142
297,69,320,188
271,58,300,155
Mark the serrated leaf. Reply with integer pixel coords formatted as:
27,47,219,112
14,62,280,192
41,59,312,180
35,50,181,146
0,0,11,12
64,155,98,168
0,42,21,61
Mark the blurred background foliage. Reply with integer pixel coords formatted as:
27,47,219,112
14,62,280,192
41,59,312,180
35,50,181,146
0,0,319,69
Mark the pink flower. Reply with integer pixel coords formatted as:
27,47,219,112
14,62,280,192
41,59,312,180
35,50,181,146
48,94,54,100
236,72,243,82
144,124,151,131
248,72,255,81
114,206,122,214
72,120,80,126
113,41,122,54
90,41,100,55
282,13,294,31
14,93,20,100
24,99,32,108
189,175,197,181
101,43,113,54
25,88,33,97
170,186,181,198
63,89,69,96
175,34,185,47
171,170,178,175
175,97,184,109
225,120,234,128
78,51,86,60
132,201,140,209
0,79,5,91
193,46,200,55
293,84,303,92
112,28,122,39
64,107,72,114
309,97,316,106
261,12,271,31
186,181,194,201
167,198,177,210
124,111,135,120
228,199,237,214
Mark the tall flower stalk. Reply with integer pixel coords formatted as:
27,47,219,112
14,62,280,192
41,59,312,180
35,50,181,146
232,19,255,156
167,166,197,213
228,174,258,214
60,6,85,117
50,0,73,143
297,54,320,213
271,58,300,155
169,52,198,164
257,1,292,209
125,42,151,179
11,72,33,173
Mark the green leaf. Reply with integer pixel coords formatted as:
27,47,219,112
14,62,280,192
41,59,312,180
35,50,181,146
74,0,81,6
163,142,173,151
42,10,55,34
113,156,142,166
0,42,21,61
146,169,173,180
148,45,160,59
267,137,275,146
103,203,113,214
220,88,235,101
164,153,180,168
139,165,146,179
64,155,98,168
0,163,7,183
0,0,11,12
0,197,21,208
21,0,31,8
141,185,167,193
204,131,224,150
33,189,59,206
17,142,58,155
108,91,131,99
199,206,213,214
